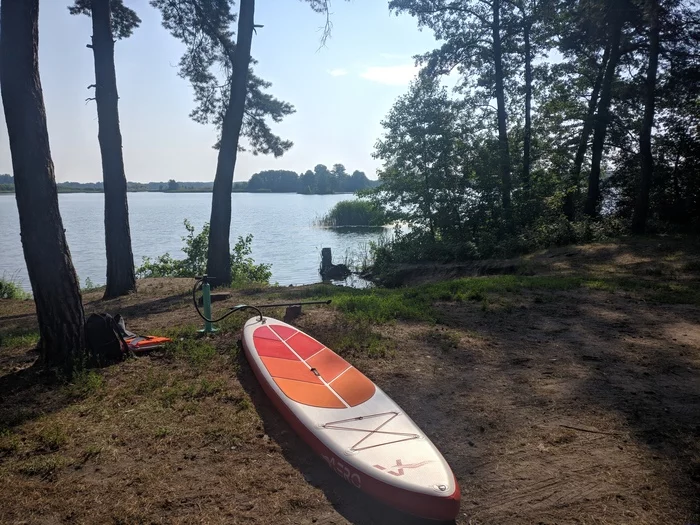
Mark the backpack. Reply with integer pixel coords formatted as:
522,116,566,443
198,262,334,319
85,313,130,367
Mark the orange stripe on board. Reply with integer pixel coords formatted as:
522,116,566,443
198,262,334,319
273,377,346,408
261,356,323,384
307,349,350,383
332,367,376,407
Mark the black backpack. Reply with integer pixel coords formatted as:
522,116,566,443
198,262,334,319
85,313,130,367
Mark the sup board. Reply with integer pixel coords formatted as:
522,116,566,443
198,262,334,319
242,316,460,521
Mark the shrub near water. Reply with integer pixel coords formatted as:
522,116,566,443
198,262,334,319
0,275,29,300
136,220,271,285
318,200,387,227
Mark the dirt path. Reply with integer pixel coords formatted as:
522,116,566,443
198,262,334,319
1,240,699,524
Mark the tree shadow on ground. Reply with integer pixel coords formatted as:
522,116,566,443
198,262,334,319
433,288,700,522
233,347,457,525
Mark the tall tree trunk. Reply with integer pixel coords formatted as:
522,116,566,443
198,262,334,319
631,0,660,234
0,0,86,376
206,0,255,287
563,41,611,220
522,14,532,192
90,0,136,298
584,10,623,218
493,0,512,222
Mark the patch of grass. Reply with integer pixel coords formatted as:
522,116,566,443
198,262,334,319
163,329,217,366
420,329,461,352
325,275,584,324
82,445,102,463
133,369,169,395
17,454,66,479
66,370,104,399
0,429,20,456
154,427,170,439
37,423,68,451
0,328,40,350
159,377,226,407
321,318,395,359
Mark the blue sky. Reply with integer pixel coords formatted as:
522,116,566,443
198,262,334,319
0,0,438,183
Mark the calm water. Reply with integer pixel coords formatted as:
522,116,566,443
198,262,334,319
0,192,388,291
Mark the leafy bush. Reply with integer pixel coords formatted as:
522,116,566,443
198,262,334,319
136,220,271,285
0,275,29,300
370,216,627,278
318,200,387,227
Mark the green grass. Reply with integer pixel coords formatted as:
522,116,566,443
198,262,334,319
0,328,40,350
16,454,66,479
420,329,462,352
162,325,217,366
37,424,68,451
0,429,20,456
286,274,700,325
317,199,387,227
66,370,105,399
322,318,395,359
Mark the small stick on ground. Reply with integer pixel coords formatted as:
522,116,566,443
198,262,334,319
559,424,622,437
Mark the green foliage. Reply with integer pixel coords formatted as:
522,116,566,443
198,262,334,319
136,220,271,285
68,0,142,40
150,0,295,154
230,234,273,285
82,277,99,291
318,200,388,227
0,275,30,300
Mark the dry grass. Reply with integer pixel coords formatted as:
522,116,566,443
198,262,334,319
0,237,699,524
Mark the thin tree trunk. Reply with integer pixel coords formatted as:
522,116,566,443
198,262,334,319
0,0,86,376
90,0,136,298
493,0,512,221
631,0,660,234
523,14,532,192
206,0,255,287
584,10,623,218
563,41,611,220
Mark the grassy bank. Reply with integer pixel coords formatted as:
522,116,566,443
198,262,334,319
1,236,699,524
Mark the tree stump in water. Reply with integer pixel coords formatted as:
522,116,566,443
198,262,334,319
319,247,351,280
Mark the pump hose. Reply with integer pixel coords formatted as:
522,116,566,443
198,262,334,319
191,277,264,323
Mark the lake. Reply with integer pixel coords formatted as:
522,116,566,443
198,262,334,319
0,192,389,292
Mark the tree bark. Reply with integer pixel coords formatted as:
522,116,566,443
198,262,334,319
0,0,86,376
631,0,660,234
564,41,611,220
522,13,532,192
206,0,255,287
584,10,623,218
90,0,137,298
493,0,512,222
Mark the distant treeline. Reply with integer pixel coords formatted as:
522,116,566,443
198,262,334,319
0,165,378,194
247,164,378,194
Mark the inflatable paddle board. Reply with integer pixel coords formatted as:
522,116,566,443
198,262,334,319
242,316,460,521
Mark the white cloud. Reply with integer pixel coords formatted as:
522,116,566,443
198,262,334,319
327,68,349,77
360,64,419,86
